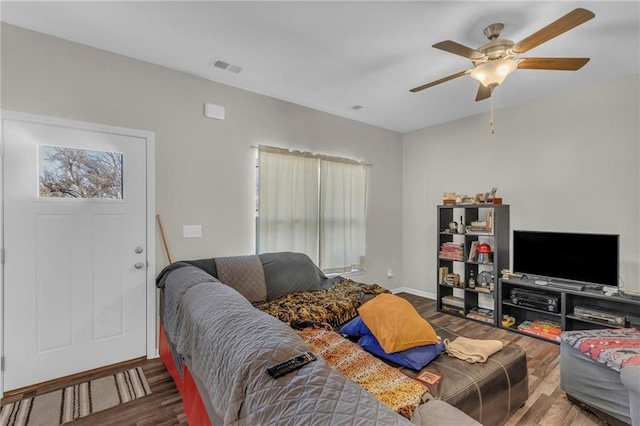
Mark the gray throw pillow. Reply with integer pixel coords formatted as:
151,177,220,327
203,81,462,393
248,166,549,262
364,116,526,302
258,252,341,301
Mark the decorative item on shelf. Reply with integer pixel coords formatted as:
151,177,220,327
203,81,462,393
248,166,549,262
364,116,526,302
468,270,476,288
484,187,498,204
455,194,475,205
502,315,516,328
443,192,456,205
438,266,449,284
476,243,493,264
457,216,466,234
448,221,458,233
444,273,461,287
478,270,494,291
501,269,523,280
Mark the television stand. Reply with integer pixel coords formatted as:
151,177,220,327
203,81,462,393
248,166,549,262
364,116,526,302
499,278,640,344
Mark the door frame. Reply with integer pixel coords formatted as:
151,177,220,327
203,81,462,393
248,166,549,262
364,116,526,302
0,110,157,394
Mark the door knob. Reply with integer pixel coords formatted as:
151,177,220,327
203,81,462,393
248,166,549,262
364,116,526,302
135,246,144,254
134,262,145,269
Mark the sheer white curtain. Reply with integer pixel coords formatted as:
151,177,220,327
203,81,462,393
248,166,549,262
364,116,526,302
257,149,320,264
320,160,368,273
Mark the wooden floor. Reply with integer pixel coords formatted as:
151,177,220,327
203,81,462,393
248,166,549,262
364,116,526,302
2,293,607,426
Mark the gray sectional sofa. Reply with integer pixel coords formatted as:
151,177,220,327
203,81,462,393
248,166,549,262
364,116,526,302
157,255,483,425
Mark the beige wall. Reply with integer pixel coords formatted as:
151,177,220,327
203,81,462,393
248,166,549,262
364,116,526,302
403,74,640,293
1,24,404,286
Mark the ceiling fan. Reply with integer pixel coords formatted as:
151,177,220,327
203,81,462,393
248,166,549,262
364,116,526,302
410,8,595,101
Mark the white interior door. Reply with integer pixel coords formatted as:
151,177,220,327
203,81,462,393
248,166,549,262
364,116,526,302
3,115,149,391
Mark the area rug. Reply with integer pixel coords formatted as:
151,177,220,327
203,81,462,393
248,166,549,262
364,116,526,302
296,325,427,419
0,366,151,426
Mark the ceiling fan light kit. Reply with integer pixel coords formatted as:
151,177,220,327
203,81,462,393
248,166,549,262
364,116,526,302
409,8,596,132
469,58,518,88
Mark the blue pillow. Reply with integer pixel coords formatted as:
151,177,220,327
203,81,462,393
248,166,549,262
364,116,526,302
358,334,444,370
339,316,372,337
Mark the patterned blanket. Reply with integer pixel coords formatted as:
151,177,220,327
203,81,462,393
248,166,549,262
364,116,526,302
297,326,428,419
257,279,389,329
561,328,640,372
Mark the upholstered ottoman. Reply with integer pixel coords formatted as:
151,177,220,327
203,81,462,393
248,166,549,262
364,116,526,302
400,325,528,425
560,328,640,426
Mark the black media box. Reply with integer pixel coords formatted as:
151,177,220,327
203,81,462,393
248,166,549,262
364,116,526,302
510,288,561,313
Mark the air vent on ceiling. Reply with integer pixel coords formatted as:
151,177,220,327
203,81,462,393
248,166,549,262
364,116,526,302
350,105,364,111
211,58,243,74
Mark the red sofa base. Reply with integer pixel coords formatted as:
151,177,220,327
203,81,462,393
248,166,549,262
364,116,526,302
159,324,212,426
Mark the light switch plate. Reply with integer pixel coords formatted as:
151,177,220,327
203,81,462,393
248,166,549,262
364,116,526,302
183,225,202,238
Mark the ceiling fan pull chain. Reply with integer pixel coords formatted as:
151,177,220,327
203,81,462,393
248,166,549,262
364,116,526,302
489,87,495,134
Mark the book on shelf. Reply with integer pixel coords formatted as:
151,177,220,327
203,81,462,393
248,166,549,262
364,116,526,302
468,241,478,261
517,320,561,342
487,211,494,234
439,256,464,261
530,319,562,336
438,266,449,284
440,242,464,261
440,305,464,316
466,307,494,323
441,295,465,308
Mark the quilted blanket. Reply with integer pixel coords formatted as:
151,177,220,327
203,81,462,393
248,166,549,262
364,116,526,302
162,265,412,425
257,279,390,329
297,326,428,419
561,328,640,372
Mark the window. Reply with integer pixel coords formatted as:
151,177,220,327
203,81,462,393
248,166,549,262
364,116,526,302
38,145,123,199
256,145,368,273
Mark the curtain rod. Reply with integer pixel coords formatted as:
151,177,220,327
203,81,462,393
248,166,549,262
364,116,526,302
250,145,372,167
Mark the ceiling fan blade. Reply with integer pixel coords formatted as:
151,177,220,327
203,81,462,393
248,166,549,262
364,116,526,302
518,57,590,70
511,8,595,54
475,84,492,102
410,70,470,93
433,41,485,60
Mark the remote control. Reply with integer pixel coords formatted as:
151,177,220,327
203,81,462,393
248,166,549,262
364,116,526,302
267,351,317,378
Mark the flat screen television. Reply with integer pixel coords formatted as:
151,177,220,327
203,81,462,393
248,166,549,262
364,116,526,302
513,230,619,287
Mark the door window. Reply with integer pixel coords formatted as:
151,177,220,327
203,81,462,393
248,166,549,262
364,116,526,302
38,145,123,199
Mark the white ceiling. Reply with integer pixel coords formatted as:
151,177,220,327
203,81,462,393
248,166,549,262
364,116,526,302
2,1,639,133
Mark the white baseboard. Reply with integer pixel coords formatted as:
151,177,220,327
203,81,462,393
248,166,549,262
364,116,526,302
391,287,436,300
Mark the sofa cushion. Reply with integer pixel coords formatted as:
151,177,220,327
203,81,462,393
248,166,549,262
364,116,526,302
215,255,267,303
358,294,439,353
258,252,340,301
358,334,444,370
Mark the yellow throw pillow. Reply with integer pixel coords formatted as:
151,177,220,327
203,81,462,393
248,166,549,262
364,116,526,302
358,293,439,353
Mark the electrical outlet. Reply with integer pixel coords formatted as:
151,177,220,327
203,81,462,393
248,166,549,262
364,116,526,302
387,269,393,279
183,225,202,238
